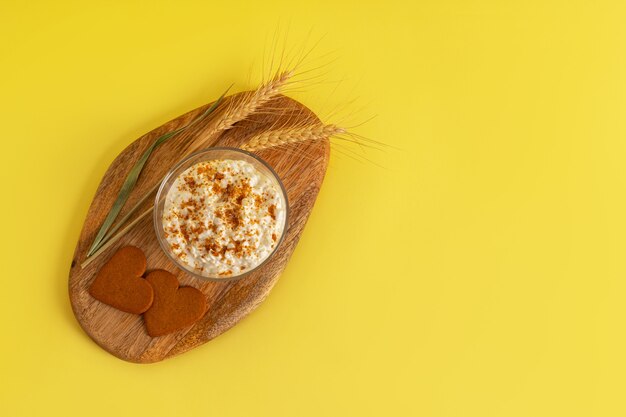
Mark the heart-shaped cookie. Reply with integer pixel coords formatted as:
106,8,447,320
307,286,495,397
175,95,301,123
143,270,207,337
88,246,154,314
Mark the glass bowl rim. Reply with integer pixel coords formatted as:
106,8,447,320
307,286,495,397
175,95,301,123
153,146,289,282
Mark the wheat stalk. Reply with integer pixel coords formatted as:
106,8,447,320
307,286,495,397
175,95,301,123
81,206,154,268
241,123,345,152
81,70,295,266
85,89,228,257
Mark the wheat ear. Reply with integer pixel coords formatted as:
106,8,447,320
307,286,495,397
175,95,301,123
241,123,345,152
201,69,294,141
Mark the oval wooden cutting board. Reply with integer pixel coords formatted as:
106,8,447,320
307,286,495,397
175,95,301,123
69,92,329,363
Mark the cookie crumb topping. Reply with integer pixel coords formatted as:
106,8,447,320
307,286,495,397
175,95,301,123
163,159,285,277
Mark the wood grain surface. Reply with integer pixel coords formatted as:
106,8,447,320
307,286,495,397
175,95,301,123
68,93,329,363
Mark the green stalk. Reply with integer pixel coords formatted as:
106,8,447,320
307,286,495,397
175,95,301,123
87,87,229,257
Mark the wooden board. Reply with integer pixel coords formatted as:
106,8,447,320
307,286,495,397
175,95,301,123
68,93,329,363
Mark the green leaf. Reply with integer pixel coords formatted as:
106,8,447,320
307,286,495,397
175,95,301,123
87,88,229,257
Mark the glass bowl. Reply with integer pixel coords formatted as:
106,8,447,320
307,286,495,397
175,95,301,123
153,147,289,281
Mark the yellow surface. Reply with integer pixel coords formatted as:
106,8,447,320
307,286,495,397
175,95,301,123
1,1,626,416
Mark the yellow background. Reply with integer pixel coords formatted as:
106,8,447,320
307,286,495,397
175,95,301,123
2,1,626,416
